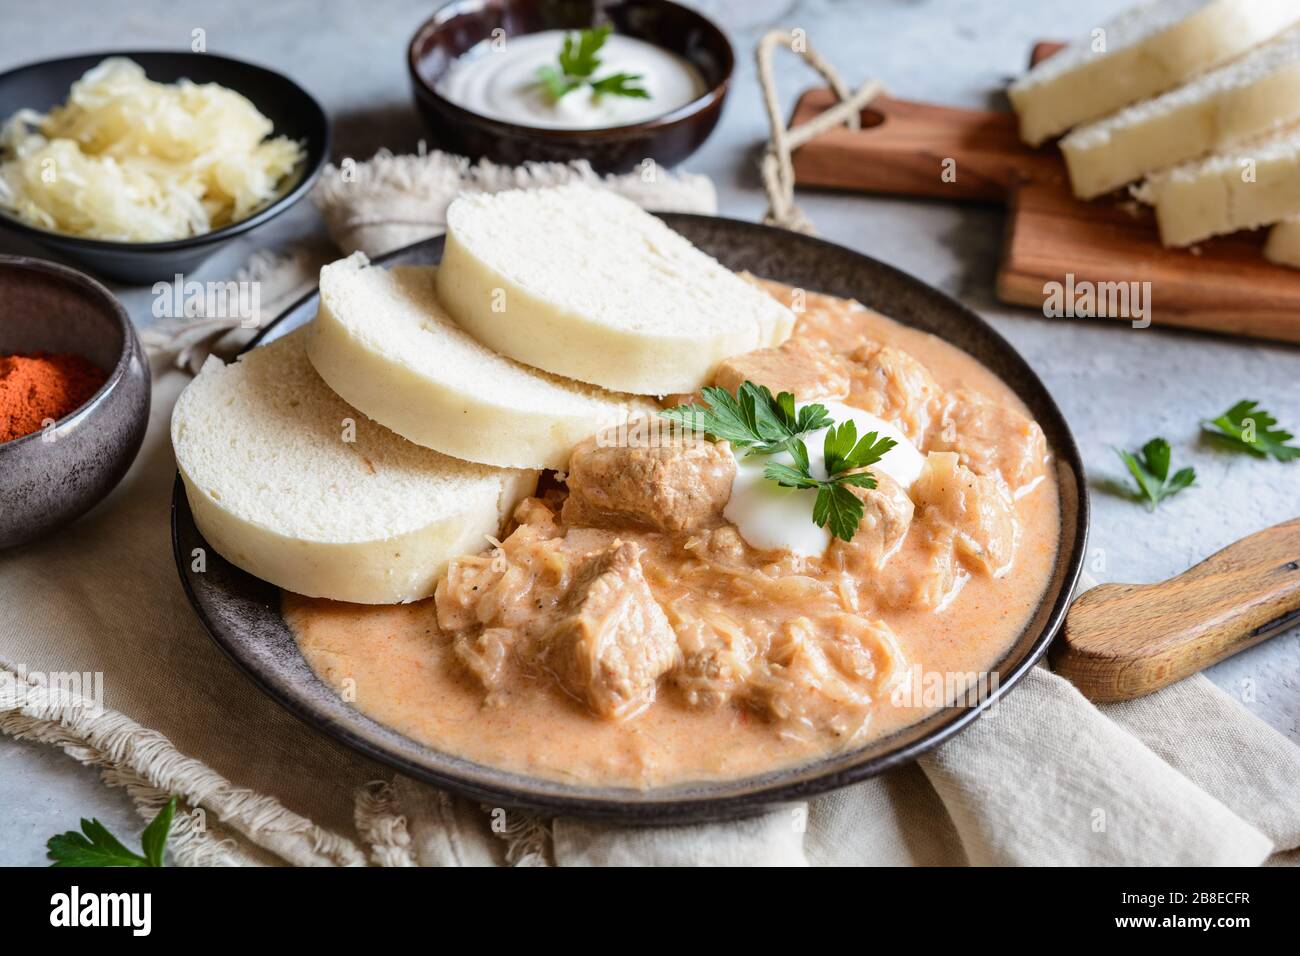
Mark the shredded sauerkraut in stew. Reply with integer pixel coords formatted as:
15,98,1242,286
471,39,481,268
0,57,304,241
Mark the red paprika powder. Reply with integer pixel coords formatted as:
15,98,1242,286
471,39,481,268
0,352,107,443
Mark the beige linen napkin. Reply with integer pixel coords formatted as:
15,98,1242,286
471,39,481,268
4,151,1298,866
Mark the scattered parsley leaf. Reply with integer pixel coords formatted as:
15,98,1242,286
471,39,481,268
537,26,654,102
47,819,147,868
1202,400,1300,462
47,796,176,868
1115,438,1195,510
140,796,176,868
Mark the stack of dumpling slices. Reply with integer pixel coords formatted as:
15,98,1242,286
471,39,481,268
1008,0,1300,261
171,185,796,603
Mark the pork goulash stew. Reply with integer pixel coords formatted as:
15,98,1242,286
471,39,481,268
285,280,1061,787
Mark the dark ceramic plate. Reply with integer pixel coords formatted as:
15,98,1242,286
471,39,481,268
0,51,329,283
172,217,1088,822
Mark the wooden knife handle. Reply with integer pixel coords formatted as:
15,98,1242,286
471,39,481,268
1052,518,1300,702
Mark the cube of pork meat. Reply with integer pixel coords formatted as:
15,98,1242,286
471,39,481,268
712,338,851,402
912,452,1017,577
546,541,681,720
436,505,567,637
562,434,736,533
827,472,914,573
929,388,1047,495
847,345,941,443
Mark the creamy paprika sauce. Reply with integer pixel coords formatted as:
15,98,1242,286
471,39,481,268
285,282,1060,788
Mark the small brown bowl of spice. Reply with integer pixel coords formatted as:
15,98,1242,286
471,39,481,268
0,256,149,548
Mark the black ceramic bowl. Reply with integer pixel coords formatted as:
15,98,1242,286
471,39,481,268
0,256,149,548
0,51,329,284
408,0,734,173
172,217,1089,822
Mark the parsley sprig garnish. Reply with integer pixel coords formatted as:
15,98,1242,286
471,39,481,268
660,381,832,457
1202,400,1300,462
660,383,895,542
537,26,649,102
47,796,176,867
764,420,898,542
1115,438,1195,510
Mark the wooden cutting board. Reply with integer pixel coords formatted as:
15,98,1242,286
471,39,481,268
788,44,1300,344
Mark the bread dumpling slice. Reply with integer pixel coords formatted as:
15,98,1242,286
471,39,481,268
172,327,537,604
435,184,796,395
1061,24,1300,199
1137,126,1300,246
307,253,655,470
1009,0,1300,147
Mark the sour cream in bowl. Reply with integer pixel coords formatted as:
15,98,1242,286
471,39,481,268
408,1,734,172
437,31,706,131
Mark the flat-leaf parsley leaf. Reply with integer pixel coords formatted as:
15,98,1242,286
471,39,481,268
763,420,898,542
537,26,649,102
1114,438,1195,510
47,796,177,868
659,382,831,457
1202,400,1300,461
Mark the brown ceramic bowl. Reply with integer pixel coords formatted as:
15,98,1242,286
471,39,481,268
0,256,150,548
408,0,734,172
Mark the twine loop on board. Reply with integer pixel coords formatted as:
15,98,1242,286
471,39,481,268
757,30,884,234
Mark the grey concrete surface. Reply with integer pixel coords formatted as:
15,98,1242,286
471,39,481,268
0,0,1295,866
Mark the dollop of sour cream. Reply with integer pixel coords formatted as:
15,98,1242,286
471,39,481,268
436,31,706,130
723,401,926,558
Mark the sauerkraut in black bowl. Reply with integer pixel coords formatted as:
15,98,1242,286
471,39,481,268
0,51,328,283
